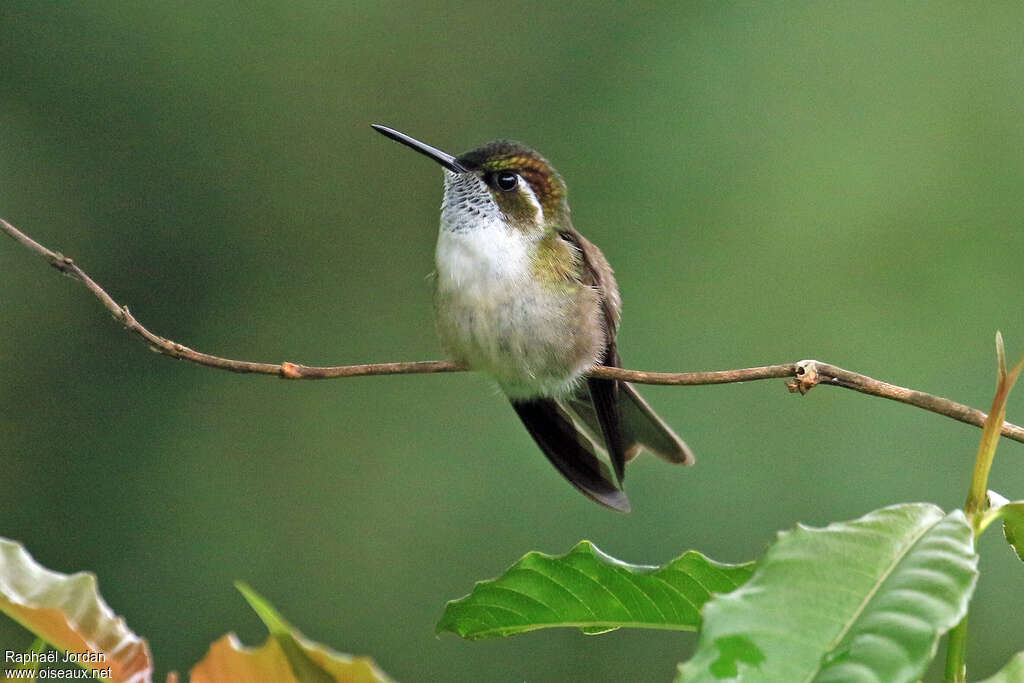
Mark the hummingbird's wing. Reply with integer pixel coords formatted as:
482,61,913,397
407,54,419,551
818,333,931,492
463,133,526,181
560,227,695,469
510,398,631,512
586,356,628,484
559,227,629,484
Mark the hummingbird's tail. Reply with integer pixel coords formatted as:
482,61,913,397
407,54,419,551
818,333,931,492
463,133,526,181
566,383,695,467
618,383,696,465
510,398,632,513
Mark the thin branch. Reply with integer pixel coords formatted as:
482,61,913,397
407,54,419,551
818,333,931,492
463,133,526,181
4,216,1023,445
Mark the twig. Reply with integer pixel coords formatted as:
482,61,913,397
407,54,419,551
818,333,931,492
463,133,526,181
4,216,1023,445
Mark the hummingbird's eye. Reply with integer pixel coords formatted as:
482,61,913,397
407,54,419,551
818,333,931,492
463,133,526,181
492,171,519,192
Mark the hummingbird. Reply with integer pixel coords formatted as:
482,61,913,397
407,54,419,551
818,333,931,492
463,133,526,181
372,124,694,512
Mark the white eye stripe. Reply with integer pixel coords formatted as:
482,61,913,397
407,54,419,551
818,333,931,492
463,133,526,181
516,178,544,223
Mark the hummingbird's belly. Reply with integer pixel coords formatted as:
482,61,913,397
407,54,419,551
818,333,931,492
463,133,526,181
434,278,603,399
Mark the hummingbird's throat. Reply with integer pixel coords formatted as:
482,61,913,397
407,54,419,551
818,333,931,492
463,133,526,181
441,170,543,235
440,172,500,234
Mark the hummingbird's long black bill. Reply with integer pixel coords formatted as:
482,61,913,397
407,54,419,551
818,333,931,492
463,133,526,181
371,124,468,173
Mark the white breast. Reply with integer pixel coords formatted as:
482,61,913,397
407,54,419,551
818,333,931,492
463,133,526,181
435,222,530,294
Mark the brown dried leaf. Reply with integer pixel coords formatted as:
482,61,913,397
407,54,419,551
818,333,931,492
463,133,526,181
0,538,153,683
188,632,392,683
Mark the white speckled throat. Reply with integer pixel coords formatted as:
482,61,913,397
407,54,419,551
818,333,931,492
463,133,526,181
436,171,535,289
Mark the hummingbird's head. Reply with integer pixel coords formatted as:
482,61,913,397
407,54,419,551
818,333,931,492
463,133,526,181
372,125,569,236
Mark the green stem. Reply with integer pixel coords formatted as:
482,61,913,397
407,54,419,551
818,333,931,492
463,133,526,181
943,337,1021,682
943,404,998,680
944,615,968,682
963,401,1006,521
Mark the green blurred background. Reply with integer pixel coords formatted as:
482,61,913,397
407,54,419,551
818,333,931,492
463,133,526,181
2,3,1022,681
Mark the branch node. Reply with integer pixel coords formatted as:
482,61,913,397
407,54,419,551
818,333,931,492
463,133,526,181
788,360,821,395
281,362,303,379
162,342,192,359
47,251,78,277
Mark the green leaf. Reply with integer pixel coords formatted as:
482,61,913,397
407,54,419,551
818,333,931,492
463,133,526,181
978,492,1024,561
976,651,1024,683
437,540,754,639
237,581,296,637
676,503,978,683
0,537,153,683
999,502,1024,562
996,330,1008,379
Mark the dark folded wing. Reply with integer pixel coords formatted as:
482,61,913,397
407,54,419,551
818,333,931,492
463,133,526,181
558,227,629,483
587,350,628,484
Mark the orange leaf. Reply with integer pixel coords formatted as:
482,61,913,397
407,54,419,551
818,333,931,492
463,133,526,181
189,633,391,683
0,538,153,683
